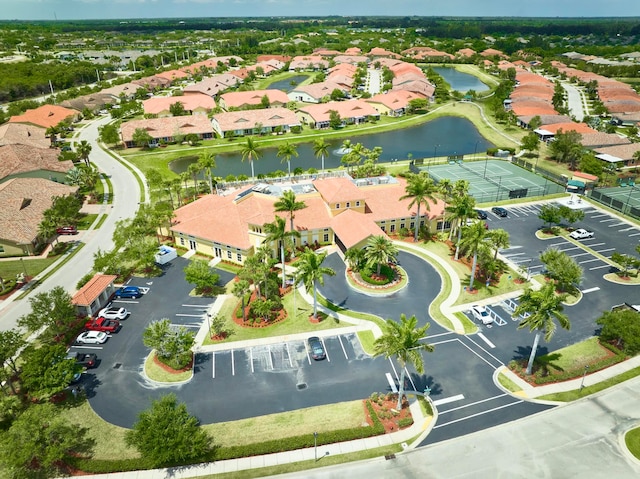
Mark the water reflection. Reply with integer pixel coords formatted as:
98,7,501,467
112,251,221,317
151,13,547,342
265,75,309,92
431,67,489,93
169,116,493,178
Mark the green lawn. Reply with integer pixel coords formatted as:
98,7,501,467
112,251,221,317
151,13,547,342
77,213,99,230
625,427,640,460
497,372,522,393
536,337,610,375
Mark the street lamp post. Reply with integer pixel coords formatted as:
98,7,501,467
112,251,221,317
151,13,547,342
483,153,489,178
433,145,439,162
580,365,589,391
314,432,318,461
495,177,502,202
474,140,479,160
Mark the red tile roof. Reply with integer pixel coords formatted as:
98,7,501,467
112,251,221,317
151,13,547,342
9,105,78,129
142,93,216,115
312,177,363,204
72,274,118,306
0,123,49,149
331,209,386,249
0,144,72,179
297,100,380,124
211,107,300,135
220,89,289,109
120,115,213,143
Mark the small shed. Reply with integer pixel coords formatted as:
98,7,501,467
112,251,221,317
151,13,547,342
72,274,118,317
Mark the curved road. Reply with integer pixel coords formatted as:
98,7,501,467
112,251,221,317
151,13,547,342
0,117,141,332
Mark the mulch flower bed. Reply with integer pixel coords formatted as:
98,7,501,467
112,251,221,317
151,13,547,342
152,353,193,374
232,290,288,328
364,393,413,433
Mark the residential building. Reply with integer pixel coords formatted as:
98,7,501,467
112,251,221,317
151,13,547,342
366,90,426,116
9,105,79,129
142,93,216,117
0,123,49,149
288,81,349,104
120,115,214,148
296,99,380,129
0,144,73,184
0,178,78,256
289,55,329,71
219,89,290,110
211,107,300,138
183,74,242,98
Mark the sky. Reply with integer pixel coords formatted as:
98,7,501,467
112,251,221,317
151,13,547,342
2,0,640,21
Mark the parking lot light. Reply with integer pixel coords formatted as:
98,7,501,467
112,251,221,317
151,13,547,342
314,432,318,461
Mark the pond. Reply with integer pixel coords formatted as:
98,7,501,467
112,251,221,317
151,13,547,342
265,75,309,93
431,67,489,93
169,116,494,178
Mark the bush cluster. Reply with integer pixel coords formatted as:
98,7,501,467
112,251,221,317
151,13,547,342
359,264,395,285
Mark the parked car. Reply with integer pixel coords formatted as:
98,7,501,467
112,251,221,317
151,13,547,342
114,286,144,299
475,209,488,220
75,331,108,344
85,317,120,333
308,336,326,360
491,206,508,218
66,350,97,369
98,306,129,320
56,226,78,235
569,228,594,240
470,305,493,325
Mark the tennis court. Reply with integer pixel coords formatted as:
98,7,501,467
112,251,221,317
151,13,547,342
589,185,640,219
413,159,564,203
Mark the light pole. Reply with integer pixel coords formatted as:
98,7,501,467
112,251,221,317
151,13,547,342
474,140,479,160
314,432,318,461
433,144,439,162
495,177,502,202
483,153,489,178
20,258,28,280
580,365,589,391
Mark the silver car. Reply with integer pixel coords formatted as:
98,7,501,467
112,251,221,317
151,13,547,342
98,307,129,320
470,305,493,325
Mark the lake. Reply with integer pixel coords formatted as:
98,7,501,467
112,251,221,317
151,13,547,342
432,67,489,93
266,75,309,93
169,116,494,178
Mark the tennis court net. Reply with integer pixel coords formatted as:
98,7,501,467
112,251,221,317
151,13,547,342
458,162,508,192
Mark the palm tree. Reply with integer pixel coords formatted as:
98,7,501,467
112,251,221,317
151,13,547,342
437,178,453,206
364,235,398,276
241,137,262,178
400,173,438,242
513,282,570,375
313,138,330,172
45,125,60,148
344,246,366,272
374,314,434,409
488,229,510,260
232,279,251,323
198,151,216,194
187,163,201,201
445,194,476,259
458,221,490,290
276,142,298,178
263,216,301,288
171,178,183,207
295,247,335,319
76,140,92,166
274,190,306,256
180,171,191,198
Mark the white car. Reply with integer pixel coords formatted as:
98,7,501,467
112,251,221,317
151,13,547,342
98,306,129,320
76,331,109,344
569,228,594,240
470,305,493,325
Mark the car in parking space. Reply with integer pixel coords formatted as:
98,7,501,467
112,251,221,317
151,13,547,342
75,330,109,344
114,286,144,299
569,228,594,240
85,316,120,333
470,305,494,325
56,226,78,235
308,336,326,360
491,206,508,218
66,350,97,369
475,209,488,220
98,306,129,320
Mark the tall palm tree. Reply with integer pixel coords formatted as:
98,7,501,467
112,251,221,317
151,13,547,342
488,228,510,260
198,151,216,194
364,235,398,276
458,221,490,290
171,178,183,207
274,190,306,256
232,279,251,323
76,140,92,166
276,142,298,178
344,246,366,272
295,247,335,319
187,163,201,201
241,137,262,178
513,282,570,375
263,216,301,288
45,125,60,148
437,178,453,206
445,194,476,259
374,314,434,409
400,173,438,242
313,138,330,172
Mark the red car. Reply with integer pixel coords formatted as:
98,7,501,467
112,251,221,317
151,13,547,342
57,226,78,235
84,317,120,333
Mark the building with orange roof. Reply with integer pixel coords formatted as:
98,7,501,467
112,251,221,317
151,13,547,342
534,122,596,142
288,81,349,104
183,74,242,98
0,144,73,183
219,89,289,110
9,105,79,129
72,274,119,317
333,55,369,65
169,175,444,265
142,93,216,117
180,56,244,75
456,48,476,58
211,107,301,138
155,69,189,83
0,123,49,149
120,115,214,148
368,47,401,59
297,100,380,129
344,47,362,55
366,90,425,117
257,55,291,63
480,48,506,58
289,55,329,71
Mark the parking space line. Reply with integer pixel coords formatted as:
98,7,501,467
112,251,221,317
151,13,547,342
231,349,235,376
388,357,400,382
589,265,611,271
73,345,103,350
212,352,215,378
432,394,465,407
321,338,330,362
582,287,600,293
629,232,640,237
461,337,504,368
619,227,636,232
181,304,208,308
431,338,459,347
385,372,398,393
337,336,349,359
594,248,615,254
599,218,617,223
570,252,592,257
477,333,496,349
268,346,274,370
425,332,455,340
176,313,203,318
434,401,524,429
578,258,602,264
405,367,417,391
609,223,627,228
438,393,508,415
250,348,254,373
286,343,293,368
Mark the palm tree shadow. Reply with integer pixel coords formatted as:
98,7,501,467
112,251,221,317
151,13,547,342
512,344,550,362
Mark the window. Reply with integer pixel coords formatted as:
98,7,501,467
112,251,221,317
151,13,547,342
335,203,340,209
214,247,222,257
410,222,415,229
227,250,232,259
380,226,385,232
323,233,329,242
400,223,405,229
346,202,350,208
237,253,242,262
179,237,185,246
390,224,395,232
356,201,360,207
0,245,4,253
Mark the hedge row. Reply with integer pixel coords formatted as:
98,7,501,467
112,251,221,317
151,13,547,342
73,400,386,474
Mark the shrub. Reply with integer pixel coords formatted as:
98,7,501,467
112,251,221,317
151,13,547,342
398,417,414,428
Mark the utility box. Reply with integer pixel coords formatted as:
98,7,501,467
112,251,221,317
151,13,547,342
155,245,177,265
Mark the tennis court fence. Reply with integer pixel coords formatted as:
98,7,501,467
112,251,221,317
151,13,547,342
588,188,640,219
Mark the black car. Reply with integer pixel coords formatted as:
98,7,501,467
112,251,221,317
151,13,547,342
491,206,508,217
308,336,326,361
475,209,488,220
66,351,97,369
